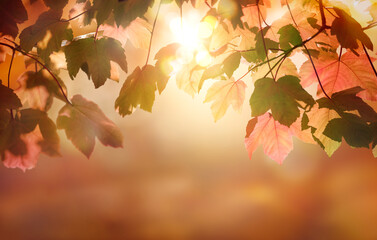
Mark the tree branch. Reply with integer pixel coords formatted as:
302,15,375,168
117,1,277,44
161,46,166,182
145,0,162,66
0,42,71,105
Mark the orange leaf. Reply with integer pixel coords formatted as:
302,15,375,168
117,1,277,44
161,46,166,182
245,113,293,164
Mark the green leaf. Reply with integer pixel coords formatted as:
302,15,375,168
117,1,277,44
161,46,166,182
154,43,181,93
331,7,373,53
222,52,241,78
113,0,154,28
115,65,157,116
57,94,123,158
64,37,127,88
19,10,73,63
323,113,372,148
218,0,244,29
317,87,377,122
278,24,302,51
23,70,68,103
250,75,315,126
255,27,279,61
199,64,224,90
0,81,22,109
0,0,28,38
92,0,117,25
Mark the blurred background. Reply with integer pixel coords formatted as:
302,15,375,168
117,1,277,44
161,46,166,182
1,1,377,240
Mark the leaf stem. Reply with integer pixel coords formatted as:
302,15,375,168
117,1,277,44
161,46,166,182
257,5,275,80
145,0,162,66
60,10,90,22
363,44,377,78
0,42,71,105
7,49,15,119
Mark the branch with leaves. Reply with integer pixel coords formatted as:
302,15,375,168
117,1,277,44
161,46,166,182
1,0,377,171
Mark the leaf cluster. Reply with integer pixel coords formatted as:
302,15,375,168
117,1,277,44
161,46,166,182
1,0,377,171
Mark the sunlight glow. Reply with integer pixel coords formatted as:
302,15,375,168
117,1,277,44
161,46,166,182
168,10,215,70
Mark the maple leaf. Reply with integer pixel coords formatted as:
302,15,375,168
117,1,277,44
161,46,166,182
306,104,341,156
245,113,293,164
0,108,58,170
218,0,244,29
19,10,73,63
0,81,22,110
324,112,372,148
250,75,315,126
115,65,160,116
204,77,246,121
113,0,154,28
64,37,127,88
154,43,181,93
15,70,67,111
175,61,204,97
317,87,377,122
278,24,302,51
100,18,152,49
57,94,123,158
331,7,373,54
2,129,42,172
0,0,28,38
300,51,377,100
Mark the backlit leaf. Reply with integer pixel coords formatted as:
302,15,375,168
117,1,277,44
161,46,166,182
64,37,127,88
245,113,293,164
115,65,158,116
204,77,246,121
300,51,377,100
57,94,123,158
250,75,315,126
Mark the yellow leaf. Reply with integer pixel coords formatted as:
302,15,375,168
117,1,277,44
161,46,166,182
204,77,246,121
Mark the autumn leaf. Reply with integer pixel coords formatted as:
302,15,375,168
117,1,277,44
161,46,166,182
204,77,246,121
218,0,244,29
176,60,204,97
0,0,28,38
64,37,127,88
300,51,377,100
0,81,22,110
331,7,373,54
113,0,154,28
15,70,67,110
2,129,42,172
245,113,293,164
306,104,341,156
115,65,158,116
278,24,302,51
0,108,58,171
317,87,377,122
154,43,180,93
57,94,123,158
19,9,73,63
250,75,315,126
99,17,152,49
324,112,372,148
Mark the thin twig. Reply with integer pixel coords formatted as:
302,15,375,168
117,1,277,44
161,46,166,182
145,0,162,66
8,49,15,119
257,5,275,80
363,44,377,78
60,10,90,22
0,42,71,105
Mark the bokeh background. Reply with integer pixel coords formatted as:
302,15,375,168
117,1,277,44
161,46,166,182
1,1,377,239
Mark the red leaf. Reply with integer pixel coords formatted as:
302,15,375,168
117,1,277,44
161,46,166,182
2,129,42,172
245,113,293,164
300,51,377,100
